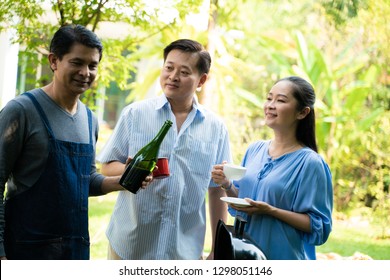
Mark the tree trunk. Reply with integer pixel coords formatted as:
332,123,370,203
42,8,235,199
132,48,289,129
199,0,218,110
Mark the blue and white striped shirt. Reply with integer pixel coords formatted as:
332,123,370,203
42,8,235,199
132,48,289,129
97,95,231,259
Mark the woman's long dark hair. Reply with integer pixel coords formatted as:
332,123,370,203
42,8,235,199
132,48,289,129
276,76,318,152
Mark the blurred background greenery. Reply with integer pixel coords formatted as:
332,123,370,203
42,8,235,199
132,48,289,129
1,0,389,259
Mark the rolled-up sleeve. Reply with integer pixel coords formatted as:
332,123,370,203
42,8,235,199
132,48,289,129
296,156,333,245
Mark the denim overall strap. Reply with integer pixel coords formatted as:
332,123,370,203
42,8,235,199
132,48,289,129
4,92,93,260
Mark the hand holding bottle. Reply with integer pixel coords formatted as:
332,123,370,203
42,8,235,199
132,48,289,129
123,157,155,191
119,120,173,194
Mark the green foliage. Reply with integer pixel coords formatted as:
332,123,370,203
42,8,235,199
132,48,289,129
0,0,203,106
321,0,364,26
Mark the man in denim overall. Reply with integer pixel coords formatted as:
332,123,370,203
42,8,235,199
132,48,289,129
0,25,150,259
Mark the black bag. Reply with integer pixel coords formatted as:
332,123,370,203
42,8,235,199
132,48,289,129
214,215,267,260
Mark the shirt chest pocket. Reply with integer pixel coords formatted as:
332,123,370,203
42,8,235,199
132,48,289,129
179,137,219,175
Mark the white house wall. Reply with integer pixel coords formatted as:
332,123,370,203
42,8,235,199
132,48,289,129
0,30,19,110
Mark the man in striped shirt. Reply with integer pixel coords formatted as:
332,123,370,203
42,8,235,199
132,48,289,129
97,39,232,259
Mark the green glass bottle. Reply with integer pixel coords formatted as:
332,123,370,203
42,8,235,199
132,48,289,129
119,120,173,194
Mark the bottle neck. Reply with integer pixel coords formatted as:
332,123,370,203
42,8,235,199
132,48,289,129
152,120,172,145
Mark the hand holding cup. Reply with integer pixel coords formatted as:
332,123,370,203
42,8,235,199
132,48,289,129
152,157,170,179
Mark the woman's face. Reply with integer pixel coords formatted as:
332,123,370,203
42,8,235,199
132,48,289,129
263,80,305,132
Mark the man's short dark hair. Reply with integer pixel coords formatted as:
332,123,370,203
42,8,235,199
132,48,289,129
50,24,103,61
163,39,211,74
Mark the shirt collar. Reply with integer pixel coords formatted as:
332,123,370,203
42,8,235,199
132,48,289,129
155,94,206,119
155,94,169,110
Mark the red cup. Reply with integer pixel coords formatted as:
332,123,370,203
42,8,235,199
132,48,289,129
153,157,170,179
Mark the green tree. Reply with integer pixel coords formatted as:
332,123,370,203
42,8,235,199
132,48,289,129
0,0,204,105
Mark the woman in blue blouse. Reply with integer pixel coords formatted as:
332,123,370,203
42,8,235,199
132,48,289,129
212,76,333,260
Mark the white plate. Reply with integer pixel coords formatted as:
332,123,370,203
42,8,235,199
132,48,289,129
220,197,251,208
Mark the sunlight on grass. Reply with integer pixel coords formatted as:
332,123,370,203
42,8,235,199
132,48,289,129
316,218,390,260
89,192,118,260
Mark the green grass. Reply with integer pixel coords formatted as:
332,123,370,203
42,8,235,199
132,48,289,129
88,194,390,260
89,193,118,260
316,218,390,259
